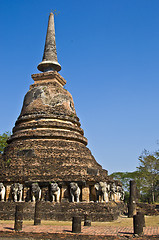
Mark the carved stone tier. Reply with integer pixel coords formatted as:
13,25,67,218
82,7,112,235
0,71,108,183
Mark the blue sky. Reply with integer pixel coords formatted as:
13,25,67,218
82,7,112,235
0,0,159,174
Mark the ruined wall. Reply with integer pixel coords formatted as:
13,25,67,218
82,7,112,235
0,202,126,222
137,203,159,216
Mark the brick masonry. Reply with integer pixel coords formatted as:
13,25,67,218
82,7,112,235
0,201,126,221
0,69,123,222
0,71,110,184
137,203,159,216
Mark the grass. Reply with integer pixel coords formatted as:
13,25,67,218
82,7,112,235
92,215,159,227
0,215,158,227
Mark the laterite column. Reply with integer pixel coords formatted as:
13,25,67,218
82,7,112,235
14,204,23,231
72,216,81,233
84,214,91,226
128,180,137,217
133,212,145,235
34,200,41,225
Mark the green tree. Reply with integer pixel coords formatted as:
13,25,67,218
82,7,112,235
110,171,140,192
110,171,141,203
111,148,159,203
0,132,10,154
138,150,159,203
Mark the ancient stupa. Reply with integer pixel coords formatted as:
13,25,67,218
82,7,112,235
0,13,126,221
0,13,124,206
1,12,108,182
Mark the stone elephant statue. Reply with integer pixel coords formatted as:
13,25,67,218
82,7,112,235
94,182,109,202
31,183,41,202
110,182,117,201
0,183,5,202
70,182,80,202
11,183,23,202
50,183,60,202
117,185,124,201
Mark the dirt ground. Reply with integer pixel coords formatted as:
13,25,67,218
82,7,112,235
0,216,158,240
0,215,158,227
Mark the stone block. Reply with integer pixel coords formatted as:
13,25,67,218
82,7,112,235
5,185,11,201
61,186,69,202
82,186,89,202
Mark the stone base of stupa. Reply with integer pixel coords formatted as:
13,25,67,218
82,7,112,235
0,201,126,222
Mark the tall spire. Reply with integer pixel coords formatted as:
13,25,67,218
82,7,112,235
37,12,61,72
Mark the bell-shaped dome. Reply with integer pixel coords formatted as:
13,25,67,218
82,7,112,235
1,71,108,183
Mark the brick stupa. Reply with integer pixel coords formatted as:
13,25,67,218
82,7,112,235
0,13,110,193
0,13,126,221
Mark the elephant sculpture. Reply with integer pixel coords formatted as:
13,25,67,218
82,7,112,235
110,182,117,201
94,182,109,202
0,183,5,201
120,188,125,201
11,183,23,202
117,185,124,201
70,182,80,202
50,183,60,202
31,183,41,202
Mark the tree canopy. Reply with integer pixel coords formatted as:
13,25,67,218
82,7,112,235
110,148,159,203
0,132,10,154
138,149,159,203
110,171,140,192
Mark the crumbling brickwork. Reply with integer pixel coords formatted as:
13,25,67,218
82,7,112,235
0,71,108,184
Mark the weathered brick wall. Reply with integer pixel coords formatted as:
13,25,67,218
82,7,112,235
137,203,159,215
0,72,109,184
0,202,126,221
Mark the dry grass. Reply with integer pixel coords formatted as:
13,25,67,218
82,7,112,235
92,215,159,227
0,215,158,227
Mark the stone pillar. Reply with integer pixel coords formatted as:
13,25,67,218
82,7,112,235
14,204,23,231
23,187,29,202
98,194,102,202
114,192,117,202
82,186,89,202
137,211,145,227
128,180,137,217
90,186,96,202
61,186,69,202
84,214,91,226
5,185,11,201
34,200,41,225
41,187,48,201
133,212,144,235
72,216,81,233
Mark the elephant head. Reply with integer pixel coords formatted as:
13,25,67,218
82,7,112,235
95,182,107,192
117,185,124,201
109,182,117,201
50,183,60,202
0,183,4,192
50,183,59,193
31,183,41,202
11,183,23,202
111,183,116,193
95,182,108,202
70,182,78,192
